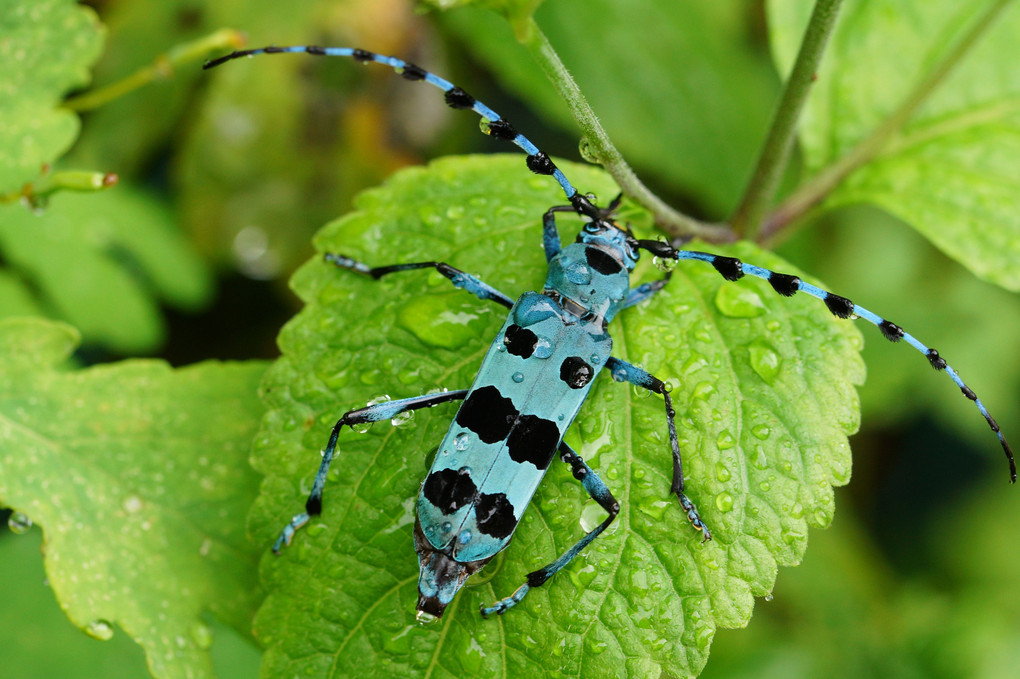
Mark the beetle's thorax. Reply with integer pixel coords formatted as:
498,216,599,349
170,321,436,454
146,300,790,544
543,220,638,325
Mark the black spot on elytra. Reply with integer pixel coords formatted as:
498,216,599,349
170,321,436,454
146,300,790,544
474,492,516,539
560,356,594,389
507,414,561,470
456,386,518,444
422,468,478,514
504,324,538,358
585,247,622,275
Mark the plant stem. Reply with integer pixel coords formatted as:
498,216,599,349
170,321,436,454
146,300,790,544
731,0,843,240
0,170,118,207
759,0,1013,245
517,18,733,243
64,29,245,112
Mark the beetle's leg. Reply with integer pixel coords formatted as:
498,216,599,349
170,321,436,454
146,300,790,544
621,272,672,309
605,356,711,541
480,441,620,617
274,389,468,553
324,254,514,309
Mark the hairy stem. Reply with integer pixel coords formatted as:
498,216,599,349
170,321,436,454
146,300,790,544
64,29,244,112
731,0,843,240
518,19,734,243
759,0,1013,245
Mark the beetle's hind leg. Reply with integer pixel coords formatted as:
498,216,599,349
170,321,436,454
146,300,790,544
274,389,469,553
480,441,620,617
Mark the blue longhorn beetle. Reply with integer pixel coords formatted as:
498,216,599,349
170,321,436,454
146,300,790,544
205,46,1016,621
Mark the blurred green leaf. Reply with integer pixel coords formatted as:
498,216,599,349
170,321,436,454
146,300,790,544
768,0,1020,290
441,0,780,217
177,0,391,274
703,473,1020,679
248,155,863,678
0,0,104,194
0,186,213,353
778,207,1020,453
422,0,546,33
0,527,152,679
0,318,267,679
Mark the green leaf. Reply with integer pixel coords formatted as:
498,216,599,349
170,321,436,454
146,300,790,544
422,0,546,33
249,156,863,677
441,0,780,216
0,185,213,353
0,528,153,679
768,0,1020,290
0,318,267,679
0,0,104,194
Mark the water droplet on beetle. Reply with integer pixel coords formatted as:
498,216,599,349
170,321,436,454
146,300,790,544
391,410,414,427
533,336,554,359
652,256,677,272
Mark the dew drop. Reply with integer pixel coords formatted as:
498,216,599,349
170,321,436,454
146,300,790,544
715,492,734,513
751,446,768,469
714,283,766,318
715,429,735,450
578,136,600,163
715,463,731,482
7,512,32,534
512,372,525,383
579,502,606,533
533,336,554,359
764,593,774,602
391,410,414,427
454,432,471,451
652,256,677,272
416,610,438,625
351,421,372,434
751,424,771,440
85,619,114,641
748,340,782,383
191,622,213,650
565,261,592,285
695,625,713,650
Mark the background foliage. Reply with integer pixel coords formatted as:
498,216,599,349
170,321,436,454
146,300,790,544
1,0,1018,678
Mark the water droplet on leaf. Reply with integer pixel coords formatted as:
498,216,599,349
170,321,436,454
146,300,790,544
7,512,32,534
